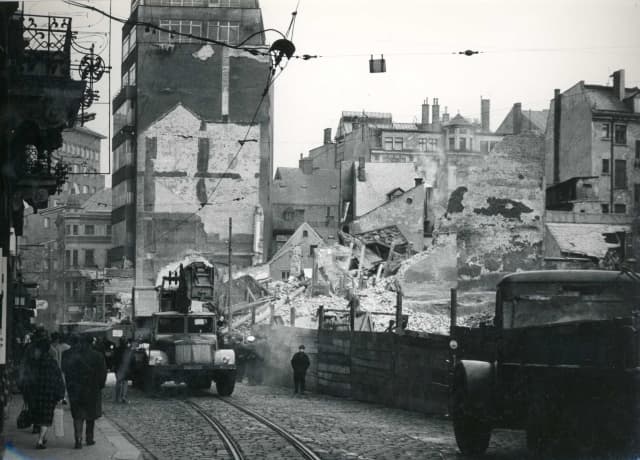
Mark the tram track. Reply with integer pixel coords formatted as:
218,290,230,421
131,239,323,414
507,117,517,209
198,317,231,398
186,397,322,460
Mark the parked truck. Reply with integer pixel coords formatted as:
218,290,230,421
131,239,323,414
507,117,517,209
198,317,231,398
449,269,640,457
130,261,236,395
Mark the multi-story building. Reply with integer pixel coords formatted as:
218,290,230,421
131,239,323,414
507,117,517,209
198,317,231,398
19,126,107,327
544,69,640,268
55,189,112,323
111,0,273,288
270,98,505,254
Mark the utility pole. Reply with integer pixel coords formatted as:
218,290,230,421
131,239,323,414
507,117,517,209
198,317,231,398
227,218,232,334
102,268,106,322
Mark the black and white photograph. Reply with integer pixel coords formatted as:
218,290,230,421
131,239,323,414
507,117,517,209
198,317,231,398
0,0,638,458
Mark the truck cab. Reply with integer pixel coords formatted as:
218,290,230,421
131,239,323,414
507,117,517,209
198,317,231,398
134,311,236,395
450,270,640,457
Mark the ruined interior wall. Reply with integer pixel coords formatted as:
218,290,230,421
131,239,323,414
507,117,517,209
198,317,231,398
351,185,425,251
396,232,458,301
136,104,262,285
440,133,545,290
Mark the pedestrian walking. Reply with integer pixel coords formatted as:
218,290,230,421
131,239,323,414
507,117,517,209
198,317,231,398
114,338,136,403
23,338,65,449
290,345,310,395
62,334,108,449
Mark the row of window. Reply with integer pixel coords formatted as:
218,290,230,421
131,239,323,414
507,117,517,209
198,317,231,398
114,100,135,134
113,180,134,208
62,143,98,161
114,140,134,170
158,19,240,44
122,63,136,88
68,164,98,174
602,203,628,214
65,249,100,268
140,0,244,8
62,182,99,195
449,137,472,152
122,28,137,61
600,123,627,144
64,224,112,236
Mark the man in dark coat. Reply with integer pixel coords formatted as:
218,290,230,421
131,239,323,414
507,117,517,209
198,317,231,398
62,335,107,449
290,345,310,394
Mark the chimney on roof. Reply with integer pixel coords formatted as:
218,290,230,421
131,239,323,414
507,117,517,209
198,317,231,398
357,156,366,182
432,98,440,130
414,177,424,187
481,98,490,132
613,69,625,101
553,89,562,184
421,98,430,128
442,107,450,123
512,102,522,134
323,128,332,145
299,154,313,174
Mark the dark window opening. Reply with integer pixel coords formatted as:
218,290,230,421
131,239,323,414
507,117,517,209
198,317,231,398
614,124,627,145
158,317,185,334
614,159,627,189
601,204,609,213
614,203,626,214
310,244,318,256
85,249,95,267
602,159,610,175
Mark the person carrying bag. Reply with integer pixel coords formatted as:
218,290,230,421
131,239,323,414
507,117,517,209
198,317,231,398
53,403,64,437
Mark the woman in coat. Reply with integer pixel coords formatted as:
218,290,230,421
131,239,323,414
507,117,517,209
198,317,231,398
26,338,65,449
62,334,107,449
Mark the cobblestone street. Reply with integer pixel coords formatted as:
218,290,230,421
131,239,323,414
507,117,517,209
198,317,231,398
103,380,532,460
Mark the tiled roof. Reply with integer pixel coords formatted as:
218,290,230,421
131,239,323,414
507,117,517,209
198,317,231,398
445,113,472,126
354,162,418,217
495,108,548,134
81,188,112,212
583,84,640,112
272,167,340,205
546,223,630,259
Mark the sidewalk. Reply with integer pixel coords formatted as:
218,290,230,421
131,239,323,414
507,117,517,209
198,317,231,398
2,391,141,460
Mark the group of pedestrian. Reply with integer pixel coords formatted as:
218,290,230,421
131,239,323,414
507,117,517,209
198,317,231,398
17,328,107,450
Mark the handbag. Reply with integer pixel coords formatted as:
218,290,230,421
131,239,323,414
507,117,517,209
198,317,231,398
53,407,64,437
16,405,31,429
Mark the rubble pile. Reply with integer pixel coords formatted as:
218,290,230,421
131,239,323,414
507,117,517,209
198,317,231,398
259,275,495,336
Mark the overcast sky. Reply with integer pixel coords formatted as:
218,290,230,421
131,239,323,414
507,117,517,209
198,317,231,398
20,0,640,180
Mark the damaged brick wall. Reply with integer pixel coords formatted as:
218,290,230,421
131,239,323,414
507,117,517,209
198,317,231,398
440,133,545,290
136,104,265,286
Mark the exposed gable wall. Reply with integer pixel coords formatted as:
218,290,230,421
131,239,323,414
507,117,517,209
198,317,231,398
351,185,426,251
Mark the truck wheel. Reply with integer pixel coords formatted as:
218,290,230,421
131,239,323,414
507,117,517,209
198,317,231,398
216,372,236,396
452,383,491,455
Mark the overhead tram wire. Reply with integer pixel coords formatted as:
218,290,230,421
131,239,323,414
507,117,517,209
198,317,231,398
62,0,319,62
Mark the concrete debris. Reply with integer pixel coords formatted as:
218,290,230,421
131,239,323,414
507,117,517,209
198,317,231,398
253,270,494,335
